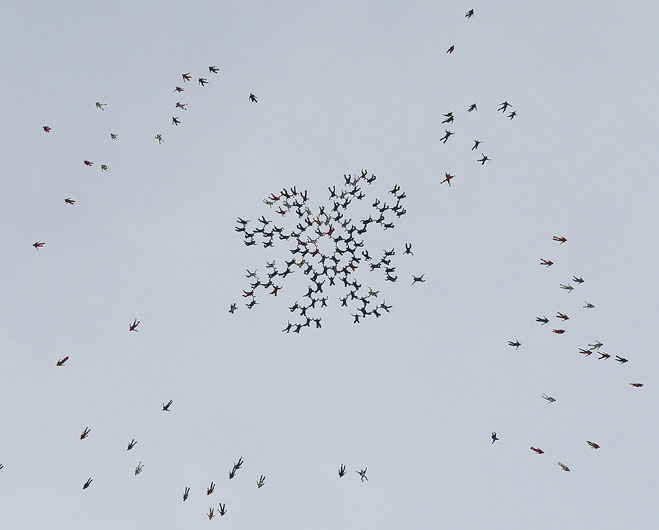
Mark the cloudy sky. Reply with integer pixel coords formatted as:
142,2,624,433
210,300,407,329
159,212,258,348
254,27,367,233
2,1,659,528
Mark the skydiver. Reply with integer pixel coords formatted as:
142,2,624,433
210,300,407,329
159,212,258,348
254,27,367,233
162,399,173,411
471,139,482,150
56,356,69,366
229,303,237,314
257,475,266,488
536,316,549,325
530,447,544,454
100,164,109,172
246,269,258,278
587,441,600,449
249,93,258,103
477,154,491,165
43,125,52,133
498,101,512,112
183,487,190,501
233,457,244,470
491,432,499,444
182,73,191,81
404,243,413,255
541,259,553,266
630,383,644,387
198,77,208,86
338,464,346,477
507,111,517,120
553,329,565,334
83,160,94,166
110,133,118,140
135,462,143,475
33,241,45,249
579,348,593,356
175,102,187,110
508,340,521,350
172,116,180,126
446,45,455,54
598,352,610,360
127,439,137,450
542,394,556,403
155,134,164,144
95,102,107,110
560,284,574,293
556,312,569,321
466,9,474,18
83,478,93,489
129,319,140,331
356,468,368,481
553,235,567,244
615,356,628,363
246,299,258,309
557,462,570,472
380,302,392,312
208,508,215,520
174,86,184,92
572,276,584,284
207,482,215,495
80,427,91,440
583,301,595,309
218,503,227,516
588,341,603,349
442,114,454,124
441,172,455,187
467,103,477,112
439,130,454,143
412,274,425,284
209,66,219,74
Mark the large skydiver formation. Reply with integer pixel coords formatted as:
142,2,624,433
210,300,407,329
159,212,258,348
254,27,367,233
232,169,419,331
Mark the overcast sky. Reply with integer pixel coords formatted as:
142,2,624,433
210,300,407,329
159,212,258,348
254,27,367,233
2,1,659,529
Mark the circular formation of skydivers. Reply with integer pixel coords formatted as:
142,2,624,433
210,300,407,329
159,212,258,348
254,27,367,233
232,169,423,332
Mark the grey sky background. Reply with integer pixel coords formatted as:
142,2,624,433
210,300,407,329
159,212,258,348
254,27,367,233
2,1,659,528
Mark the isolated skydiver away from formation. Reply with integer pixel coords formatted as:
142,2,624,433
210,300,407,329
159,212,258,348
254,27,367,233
135,462,143,475
542,394,556,403
471,139,482,150
33,241,45,249
467,103,477,112
80,427,91,440
412,274,425,284
127,439,137,450
587,441,600,449
553,235,567,244
477,154,491,165
83,160,94,166
183,487,190,501
466,9,474,18
95,102,106,110
530,447,544,454
630,383,644,387
439,130,454,143
508,340,521,350
229,303,237,313
491,432,499,443
441,172,455,187
56,356,69,366
155,134,164,144
446,45,454,54
43,125,51,133
540,259,553,266
583,301,595,309
558,462,570,472
129,319,140,331
249,93,258,103
64,197,75,205
162,399,173,411
83,478,93,489
110,133,118,140
257,475,266,488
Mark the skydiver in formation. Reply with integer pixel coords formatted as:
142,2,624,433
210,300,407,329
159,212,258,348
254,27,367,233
356,468,368,481
558,462,570,472
127,439,137,450
540,259,553,266
198,77,208,86
553,235,567,244
175,102,187,110
477,154,491,165
572,276,584,284
467,103,477,112
471,139,482,150
182,73,191,81
209,66,219,74
498,101,512,113
338,464,346,477
218,503,227,516
441,172,455,187
583,301,595,309
439,130,454,143
135,462,143,475
404,243,413,255
257,475,266,488
172,117,180,126
229,303,237,314
207,482,215,495
507,111,517,120
530,447,544,454
560,284,574,293
155,134,164,144
536,316,549,325
615,356,628,364
412,274,425,284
